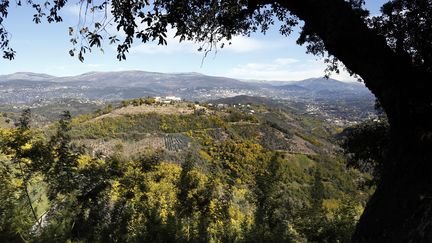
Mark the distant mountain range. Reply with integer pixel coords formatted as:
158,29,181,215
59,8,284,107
280,77,365,91
0,71,254,89
0,71,373,103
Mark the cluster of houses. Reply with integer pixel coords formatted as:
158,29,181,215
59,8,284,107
138,96,257,116
205,103,256,115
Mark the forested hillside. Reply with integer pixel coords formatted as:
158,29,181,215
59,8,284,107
0,99,372,242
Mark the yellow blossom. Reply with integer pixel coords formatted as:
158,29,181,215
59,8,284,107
12,178,23,187
110,180,121,202
20,142,32,151
77,154,93,169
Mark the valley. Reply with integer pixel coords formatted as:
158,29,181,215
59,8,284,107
0,71,376,127
0,71,376,242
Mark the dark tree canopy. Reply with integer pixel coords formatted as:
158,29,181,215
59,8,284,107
340,118,390,187
1,0,432,242
371,0,432,72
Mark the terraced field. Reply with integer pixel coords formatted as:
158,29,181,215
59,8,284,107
75,135,165,157
164,133,190,151
93,103,194,121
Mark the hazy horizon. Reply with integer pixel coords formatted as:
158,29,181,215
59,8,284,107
0,70,362,83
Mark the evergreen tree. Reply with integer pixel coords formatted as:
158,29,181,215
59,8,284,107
253,153,300,242
45,111,79,198
310,168,325,213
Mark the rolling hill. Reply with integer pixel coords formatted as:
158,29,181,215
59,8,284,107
0,95,373,242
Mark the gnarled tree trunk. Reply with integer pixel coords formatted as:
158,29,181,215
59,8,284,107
272,0,432,241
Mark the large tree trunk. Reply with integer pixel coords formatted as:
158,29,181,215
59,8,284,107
271,0,432,241
355,128,432,242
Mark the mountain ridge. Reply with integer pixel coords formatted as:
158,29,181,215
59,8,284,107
0,70,373,103
1,71,360,85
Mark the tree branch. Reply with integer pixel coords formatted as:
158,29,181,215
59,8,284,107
275,0,432,132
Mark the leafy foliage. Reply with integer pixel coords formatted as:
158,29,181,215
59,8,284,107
0,107,370,242
339,118,389,186
370,0,432,72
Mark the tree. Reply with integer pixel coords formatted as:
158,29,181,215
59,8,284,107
121,100,130,107
254,153,301,242
2,0,432,241
45,111,80,198
340,118,390,187
177,151,211,242
296,167,328,242
0,109,41,241
310,168,325,213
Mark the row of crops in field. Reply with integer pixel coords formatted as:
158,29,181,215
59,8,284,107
164,133,190,151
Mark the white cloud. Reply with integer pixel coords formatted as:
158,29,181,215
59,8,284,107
129,41,197,55
129,35,270,55
223,36,288,53
130,32,289,55
129,28,199,55
227,58,357,81
274,58,299,65
238,63,279,71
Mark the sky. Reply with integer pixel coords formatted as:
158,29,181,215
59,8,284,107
0,0,388,81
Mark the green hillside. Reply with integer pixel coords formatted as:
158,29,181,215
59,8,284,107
0,99,372,242
69,100,338,157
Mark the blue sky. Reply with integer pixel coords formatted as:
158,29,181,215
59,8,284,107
0,0,387,81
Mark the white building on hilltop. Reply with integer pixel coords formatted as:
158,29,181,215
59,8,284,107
165,96,182,101
155,96,182,104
